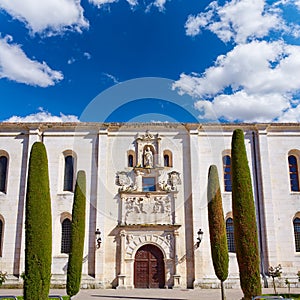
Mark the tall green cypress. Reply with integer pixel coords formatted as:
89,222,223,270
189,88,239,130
24,142,52,300
67,171,86,298
231,129,261,300
207,165,229,300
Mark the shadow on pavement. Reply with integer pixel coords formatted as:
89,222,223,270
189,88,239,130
90,296,187,300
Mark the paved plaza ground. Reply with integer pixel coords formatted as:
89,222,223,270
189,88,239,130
0,288,298,300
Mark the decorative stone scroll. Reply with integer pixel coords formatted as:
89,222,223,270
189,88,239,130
158,171,181,192
167,171,181,191
137,130,155,141
115,171,136,192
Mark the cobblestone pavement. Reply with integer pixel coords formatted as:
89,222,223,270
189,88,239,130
0,288,298,300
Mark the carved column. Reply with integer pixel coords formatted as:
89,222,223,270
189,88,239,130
137,138,143,166
120,196,126,225
157,135,162,167
173,229,181,288
117,230,126,289
172,193,177,225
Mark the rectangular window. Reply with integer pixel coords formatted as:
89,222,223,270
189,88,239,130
0,156,8,193
142,177,156,192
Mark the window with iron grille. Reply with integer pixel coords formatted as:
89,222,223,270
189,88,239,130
0,219,3,257
226,218,235,253
223,155,232,192
294,218,300,252
61,219,71,254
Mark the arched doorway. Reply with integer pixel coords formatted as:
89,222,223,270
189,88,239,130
134,244,165,288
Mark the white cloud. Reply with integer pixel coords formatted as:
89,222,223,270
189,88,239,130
152,0,167,11
185,0,283,43
89,0,138,8
0,0,88,35
195,91,290,122
67,52,91,65
185,10,213,37
84,52,91,60
89,0,117,7
89,0,167,10
127,0,138,6
145,0,168,12
67,57,76,65
103,72,119,84
150,120,169,123
174,41,300,97
283,0,300,10
0,35,63,87
278,103,300,122
173,41,300,122
4,110,80,122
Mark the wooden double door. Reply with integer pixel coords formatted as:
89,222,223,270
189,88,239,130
134,244,165,288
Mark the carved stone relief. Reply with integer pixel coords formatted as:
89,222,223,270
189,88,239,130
125,233,173,259
122,194,173,225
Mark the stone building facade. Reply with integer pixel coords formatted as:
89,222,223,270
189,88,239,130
0,122,300,289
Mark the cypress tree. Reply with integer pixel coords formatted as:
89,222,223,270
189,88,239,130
231,129,261,299
207,165,229,300
24,142,52,300
67,171,86,298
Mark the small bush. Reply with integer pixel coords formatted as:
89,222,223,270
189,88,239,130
269,264,282,294
0,270,7,286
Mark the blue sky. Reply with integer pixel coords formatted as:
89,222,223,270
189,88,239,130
0,0,300,123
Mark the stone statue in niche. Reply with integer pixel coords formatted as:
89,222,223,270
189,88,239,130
143,146,153,168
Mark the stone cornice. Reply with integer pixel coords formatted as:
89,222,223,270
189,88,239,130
0,122,299,133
